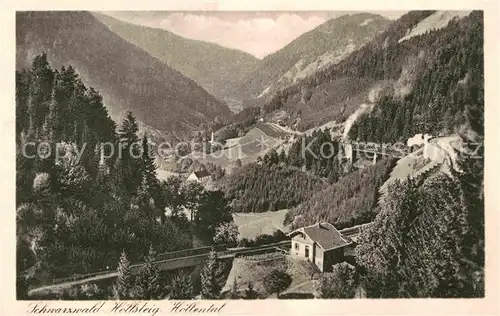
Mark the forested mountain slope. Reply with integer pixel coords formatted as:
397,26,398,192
92,12,259,100
285,158,395,230
258,11,481,134
16,11,231,136
222,161,325,213
284,11,484,299
228,13,391,102
349,11,481,142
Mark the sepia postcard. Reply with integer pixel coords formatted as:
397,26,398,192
1,0,499,315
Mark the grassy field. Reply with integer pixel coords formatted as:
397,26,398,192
233,209,291,240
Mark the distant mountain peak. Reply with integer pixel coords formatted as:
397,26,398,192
230,12,392,101
91,12,259,100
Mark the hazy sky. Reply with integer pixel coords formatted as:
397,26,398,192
101,11,407,58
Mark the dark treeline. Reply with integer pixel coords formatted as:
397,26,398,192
222,156,325,213
287,129,344,183
16,55,234,297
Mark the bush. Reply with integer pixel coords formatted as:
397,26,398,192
314,263,357,298
263,269,292,298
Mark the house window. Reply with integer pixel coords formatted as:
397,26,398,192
294,242,299,250
305,245,310,257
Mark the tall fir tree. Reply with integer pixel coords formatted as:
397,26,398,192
16,70,32,139
200,250,224,299
29,53,54,133
140,135,162,219
112,251,133,299
135,245,163,299
46,77,61,142
168,273,195,300
117,112,141,193
118,111,139,147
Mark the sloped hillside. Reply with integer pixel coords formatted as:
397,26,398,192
399,11,472,42
348,11,482,143
229,13,391,101
16,11,231,135
222,254,311,298
92,12,259,100
284,158,395,230
259,11,481,137
223,162,325,213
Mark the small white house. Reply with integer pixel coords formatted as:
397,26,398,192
186,170,211,183
287,222,353,272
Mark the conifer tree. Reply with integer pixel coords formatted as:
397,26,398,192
29,53,54,131
117,112,141,193
16,70,31,138
112,251,133,299
44,73,60,142
134,175,154,216
168,273,195,300
141,136,157,187
135,245,162,299
278,149,286,163
200,250,224,299
140,135,161,219
118,111,139,147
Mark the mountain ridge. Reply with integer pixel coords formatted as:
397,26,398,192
92,12,260,101
16,11,232,138
228,13,392,103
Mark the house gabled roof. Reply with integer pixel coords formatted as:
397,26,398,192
288,222,349,251
193,170,210,179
